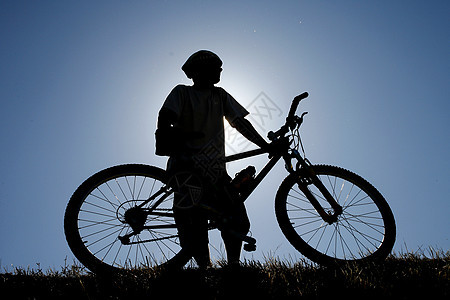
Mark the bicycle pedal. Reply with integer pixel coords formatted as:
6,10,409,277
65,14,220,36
244,243,257,252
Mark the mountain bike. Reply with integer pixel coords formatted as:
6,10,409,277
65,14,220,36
64,92,396,273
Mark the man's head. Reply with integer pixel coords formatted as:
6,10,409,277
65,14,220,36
182,50,223,86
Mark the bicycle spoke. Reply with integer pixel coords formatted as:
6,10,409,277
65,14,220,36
295,218,324,231
101,182,119,206
78,217,119,229
289,188,315,205
324,225,337,255
340,218,381,248
335,222,354,259
85,226,123,248
339,218,373,254
104,227,129,264
115,178,129,203
148,230,175,262
287,203,320,218
83,200,117,215
345,213,384,243
325,174,338,201
344,188,364,209
91,187,120,210
80,208,115,219
80,222,121,239
312,223,327,249
136,176,147,200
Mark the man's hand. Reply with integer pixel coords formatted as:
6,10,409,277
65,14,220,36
266,137,289,158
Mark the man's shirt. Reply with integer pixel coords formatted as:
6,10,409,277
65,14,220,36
162,84,248,180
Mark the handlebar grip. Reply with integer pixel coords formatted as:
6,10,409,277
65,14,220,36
287,92,309,120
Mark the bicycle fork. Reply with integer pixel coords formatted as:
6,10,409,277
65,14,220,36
291,152,343,224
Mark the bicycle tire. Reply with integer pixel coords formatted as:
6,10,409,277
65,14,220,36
275,165,396,266
64,164,191,273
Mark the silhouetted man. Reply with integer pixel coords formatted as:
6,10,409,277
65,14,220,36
156,50,268,267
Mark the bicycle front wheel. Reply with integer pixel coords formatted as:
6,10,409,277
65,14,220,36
64,164,190,273
275,165,396,266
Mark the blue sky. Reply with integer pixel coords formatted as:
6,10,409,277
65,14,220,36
1,0,449,270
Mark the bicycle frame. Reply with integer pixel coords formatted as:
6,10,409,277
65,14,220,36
225,147,280,201
117,147,282,245
120,137,342,245
119,92,343,245
225,144,342,224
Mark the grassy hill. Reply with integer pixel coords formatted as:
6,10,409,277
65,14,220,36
1,251,448,299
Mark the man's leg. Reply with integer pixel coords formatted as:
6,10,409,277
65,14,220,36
221,202,250,264
174,206,211,268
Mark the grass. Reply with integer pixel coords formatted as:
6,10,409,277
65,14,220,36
1,250,448,299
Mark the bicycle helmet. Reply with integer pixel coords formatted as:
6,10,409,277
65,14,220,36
182,50,223,79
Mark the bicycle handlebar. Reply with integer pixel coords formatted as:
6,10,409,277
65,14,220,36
267,92,309,141
288,92,309,122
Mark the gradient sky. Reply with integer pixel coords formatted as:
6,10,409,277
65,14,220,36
1,0,449,270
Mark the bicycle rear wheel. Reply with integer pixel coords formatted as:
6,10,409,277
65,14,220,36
64,164,190,273
275,165,396,266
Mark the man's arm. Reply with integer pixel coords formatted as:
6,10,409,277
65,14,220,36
230,117,269,149
157,107,178,129
155,108,180,156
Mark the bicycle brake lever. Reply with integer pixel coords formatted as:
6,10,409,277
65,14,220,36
291,112,308,129
299,111,308,124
